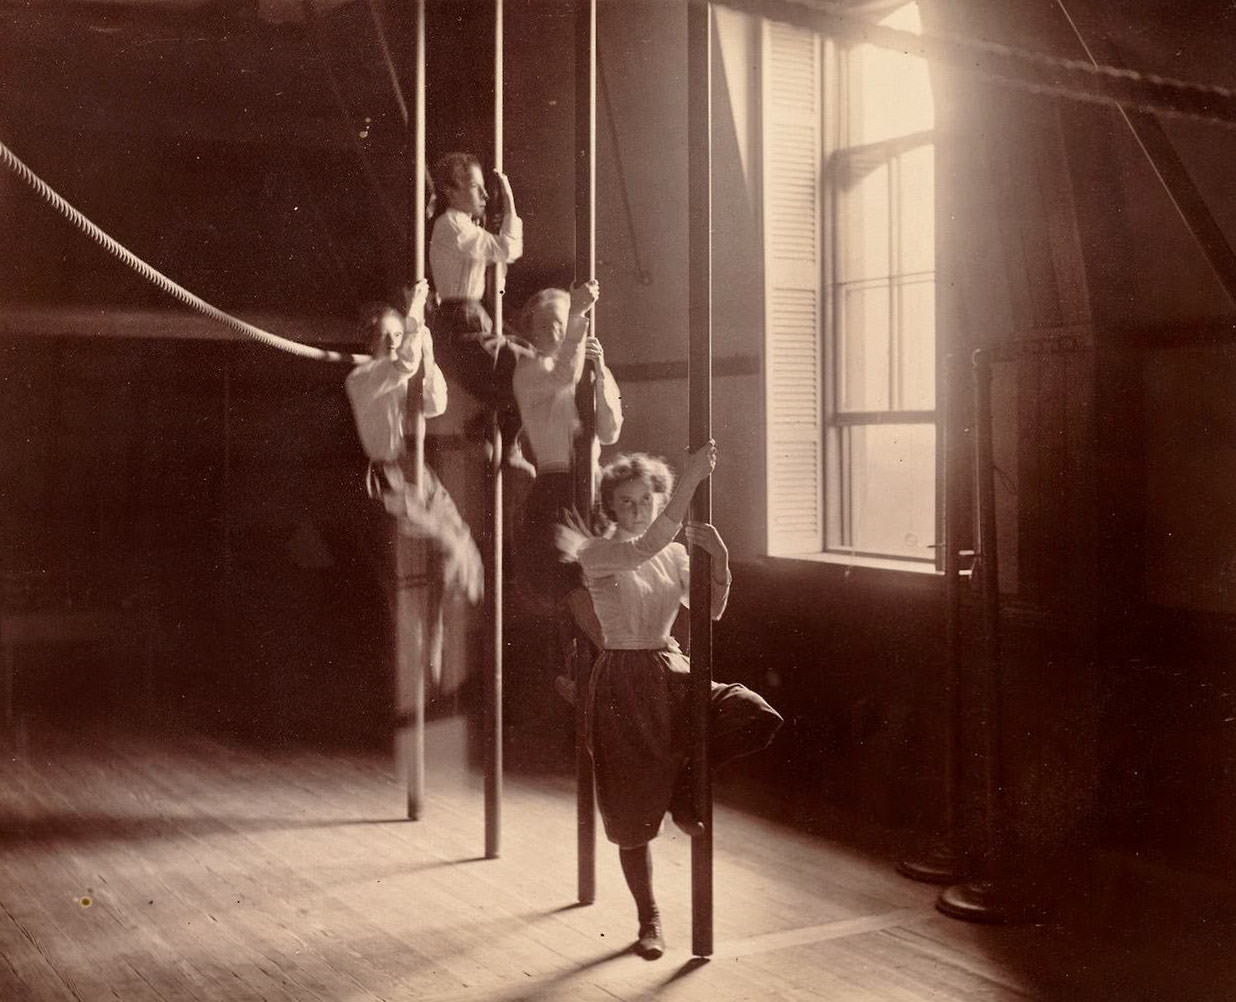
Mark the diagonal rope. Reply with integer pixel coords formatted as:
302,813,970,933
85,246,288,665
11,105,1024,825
301,0,403,240
0,137,368,364
790,0,1236,100
366,0,409,128
769,0,1236,130
598,46,652,286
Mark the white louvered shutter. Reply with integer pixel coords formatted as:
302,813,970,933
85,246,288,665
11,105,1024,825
763,21,823,555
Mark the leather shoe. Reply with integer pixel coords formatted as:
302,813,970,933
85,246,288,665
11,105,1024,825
635,919,664,960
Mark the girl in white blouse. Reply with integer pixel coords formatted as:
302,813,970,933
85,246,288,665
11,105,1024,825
427,152,529,471
345,280,482,604
511,280,621,617
571,443,782,959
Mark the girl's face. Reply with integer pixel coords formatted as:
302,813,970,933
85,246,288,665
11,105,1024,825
527,299,568,354
447,163,487,217
611,476,664,536
377,313,405,355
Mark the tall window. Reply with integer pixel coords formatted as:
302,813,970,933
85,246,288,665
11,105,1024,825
764,3,936,564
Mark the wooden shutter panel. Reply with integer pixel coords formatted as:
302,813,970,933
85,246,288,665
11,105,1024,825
763,21,822,555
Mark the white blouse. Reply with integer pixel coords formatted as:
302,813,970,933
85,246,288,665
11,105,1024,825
579,513,730,650
345,352,447,463
429,207,523,302
512,314,623,473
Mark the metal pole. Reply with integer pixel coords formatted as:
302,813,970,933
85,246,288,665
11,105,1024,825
687,0,713,960
973,348,1003,873
573,0,598,907
937,347,1024,924
484,0,505,861
413,0,425,285
897,352,965,883
359,0,429,822
403,0,428,823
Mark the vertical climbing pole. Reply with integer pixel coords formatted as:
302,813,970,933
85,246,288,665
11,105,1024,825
896,351,965,883
686,0,714,960
573,0,598,907
368,0,431,820
403,0,431,822
937,347,1022,924
409,0,427,475
484,0,505,861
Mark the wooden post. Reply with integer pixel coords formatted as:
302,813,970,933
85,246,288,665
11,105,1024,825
573,0,598,907
484,0,505,861
687,0,713,960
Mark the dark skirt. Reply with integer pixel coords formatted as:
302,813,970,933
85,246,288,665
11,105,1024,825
433,299,524,447
513,471,580,619
584,648,783,848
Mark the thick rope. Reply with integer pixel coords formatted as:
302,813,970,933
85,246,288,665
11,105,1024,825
778,0,1236,131
0,137,368,364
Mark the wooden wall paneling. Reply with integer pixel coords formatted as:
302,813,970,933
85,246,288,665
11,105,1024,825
1037,105,1094,330
1015,354,1042,604
1038,105,1099,627
989,357,1019,595
984,100,1036,335
999,105,1066,331
1063,346,1099,636
1037,351,1069,609
1,342,54,560
1007,103,1096,610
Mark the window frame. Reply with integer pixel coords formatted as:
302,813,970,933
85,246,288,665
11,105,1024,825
763,6,941,569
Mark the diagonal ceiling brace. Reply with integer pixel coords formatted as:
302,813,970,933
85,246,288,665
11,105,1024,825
1056,0,1236,311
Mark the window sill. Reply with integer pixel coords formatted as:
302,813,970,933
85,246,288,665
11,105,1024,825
768,551,940,575
754,551,944,593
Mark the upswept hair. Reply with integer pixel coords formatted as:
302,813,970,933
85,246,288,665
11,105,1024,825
431,152,480,205
519,287,569,334
356,301,401,352
598,452,675,524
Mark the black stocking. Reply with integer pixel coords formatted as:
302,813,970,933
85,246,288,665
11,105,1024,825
618,844,659,923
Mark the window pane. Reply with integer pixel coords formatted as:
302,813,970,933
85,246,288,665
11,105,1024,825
838,160,889,281
897,278,935,410
840,282,890,411
849,5,933,145
898,144,935,274
843,423,936,559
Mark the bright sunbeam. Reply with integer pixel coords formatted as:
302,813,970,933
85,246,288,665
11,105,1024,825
850,3,935,146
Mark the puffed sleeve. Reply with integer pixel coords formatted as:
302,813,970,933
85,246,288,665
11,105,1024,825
594,363,623,446
676,542,731,620
452,210,523,265
547,314,588,386
578,513,681,577
422,357,448,419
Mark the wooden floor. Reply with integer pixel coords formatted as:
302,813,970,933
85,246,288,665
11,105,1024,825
0,710,1230,1002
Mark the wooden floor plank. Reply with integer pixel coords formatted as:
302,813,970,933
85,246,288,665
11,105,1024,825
0,713,1176,1001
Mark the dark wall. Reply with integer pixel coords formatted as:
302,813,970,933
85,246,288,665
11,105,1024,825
0,334,392,743
928,0,1236,881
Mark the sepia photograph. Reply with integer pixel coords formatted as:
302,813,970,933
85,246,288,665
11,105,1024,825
1,0,1233,998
